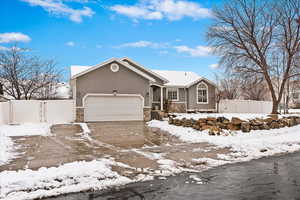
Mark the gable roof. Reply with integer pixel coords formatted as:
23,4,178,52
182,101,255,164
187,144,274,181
120,57,169,83
151,70,200,87
71,65,92,77
70,58,156,82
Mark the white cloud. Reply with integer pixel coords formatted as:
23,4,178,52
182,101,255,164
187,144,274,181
110,0,212,21
116,41,168,49
0,32,31,43
209,63,219,69
21,0,94,23
65,41,75,46
174,45,212,57
111,5,163,20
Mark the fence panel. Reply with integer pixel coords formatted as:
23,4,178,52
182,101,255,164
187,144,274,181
45,100,74,123
219,100,272,114
0,102,10,124
11,100,41,124
0,100,75,124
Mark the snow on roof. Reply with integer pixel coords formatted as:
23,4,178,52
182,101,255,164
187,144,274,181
152,70,201,86
70,65,92,78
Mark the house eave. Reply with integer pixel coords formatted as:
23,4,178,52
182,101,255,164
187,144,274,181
70,58,156,82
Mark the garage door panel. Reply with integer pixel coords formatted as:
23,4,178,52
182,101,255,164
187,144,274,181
84,95,143,121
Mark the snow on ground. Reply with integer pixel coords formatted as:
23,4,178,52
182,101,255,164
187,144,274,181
75,123,92,141
0,123,51,137
173,113,284,121
288,109,300,114
0,133,16,165
0,123,52,165
0,159,133,200
148,119,300,163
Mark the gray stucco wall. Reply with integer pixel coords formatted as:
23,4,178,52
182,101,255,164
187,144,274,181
187,80,216,110
75,61,150,107
122,58,165,86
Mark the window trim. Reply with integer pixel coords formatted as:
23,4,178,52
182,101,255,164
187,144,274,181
196,82,209,104
166,87,179,101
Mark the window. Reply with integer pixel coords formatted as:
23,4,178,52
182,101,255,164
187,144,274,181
167,88,178,101
197,82,208,103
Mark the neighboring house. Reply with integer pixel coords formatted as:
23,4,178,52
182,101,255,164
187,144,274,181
70,57,217,122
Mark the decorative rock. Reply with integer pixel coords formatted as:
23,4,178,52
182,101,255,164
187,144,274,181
217,117,229,123
231,117,243,125
206,117,217,122
268,114,279,120
241,122,251,132
260,123,270,130
208,126,221,136
207,120,216,126
198,118,207,123
227,123,240,131
270,121,280,129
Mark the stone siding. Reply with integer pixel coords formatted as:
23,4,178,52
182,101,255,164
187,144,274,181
169,103,186,113
143,107,151,121
76,107,84,122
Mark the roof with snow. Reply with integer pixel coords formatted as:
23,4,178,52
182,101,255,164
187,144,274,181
70,65,92,78
70,59,215,87
152,70,201,87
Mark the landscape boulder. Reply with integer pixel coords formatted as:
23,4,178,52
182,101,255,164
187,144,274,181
241,122,251,132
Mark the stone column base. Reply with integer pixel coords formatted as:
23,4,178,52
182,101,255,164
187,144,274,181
76,107,84,122
143,107,151,121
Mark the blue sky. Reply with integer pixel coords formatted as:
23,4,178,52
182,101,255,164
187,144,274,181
0,0,223,81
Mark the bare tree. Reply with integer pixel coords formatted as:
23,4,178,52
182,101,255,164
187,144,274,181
240,75,269,100
215,71,240,100
0,45,61,100
207,0,300,113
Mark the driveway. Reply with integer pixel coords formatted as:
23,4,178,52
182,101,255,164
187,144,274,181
0,121,230,176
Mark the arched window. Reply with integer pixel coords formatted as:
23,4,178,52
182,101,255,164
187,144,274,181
197,82,208,104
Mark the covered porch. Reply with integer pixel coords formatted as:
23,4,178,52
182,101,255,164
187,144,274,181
150,84,165,111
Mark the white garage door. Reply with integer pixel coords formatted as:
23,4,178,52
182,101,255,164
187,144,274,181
84,95,144,122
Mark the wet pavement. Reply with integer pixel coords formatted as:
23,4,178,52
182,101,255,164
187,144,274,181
1,121,229,172
46,152,300,200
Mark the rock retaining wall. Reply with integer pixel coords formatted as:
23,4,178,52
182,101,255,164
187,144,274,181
168,115,300,135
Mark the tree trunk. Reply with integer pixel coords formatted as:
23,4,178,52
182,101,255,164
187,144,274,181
271,100,279,114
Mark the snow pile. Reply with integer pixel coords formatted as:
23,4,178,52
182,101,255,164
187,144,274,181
76,123,92,140
148,120,300,162
0,133,16,165
0,159,133,200
0,123,51,137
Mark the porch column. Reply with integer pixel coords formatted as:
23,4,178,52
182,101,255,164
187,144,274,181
160,87,163,111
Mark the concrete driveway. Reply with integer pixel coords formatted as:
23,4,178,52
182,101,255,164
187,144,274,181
0,121,230,175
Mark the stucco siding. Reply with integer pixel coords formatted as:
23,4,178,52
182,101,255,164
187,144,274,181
122,59,165,85
187,80,216,110
75,61,150,107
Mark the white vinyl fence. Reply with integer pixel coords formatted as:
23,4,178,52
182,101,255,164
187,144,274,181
0,100,74,125
219,100,272,114
0,102,10,124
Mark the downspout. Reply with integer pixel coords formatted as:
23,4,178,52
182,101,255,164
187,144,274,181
185,88,188,112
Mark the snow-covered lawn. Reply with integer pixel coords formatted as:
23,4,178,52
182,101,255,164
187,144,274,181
0,134,16,165
0,159,133,200
148,116,300,163
0,123,51,137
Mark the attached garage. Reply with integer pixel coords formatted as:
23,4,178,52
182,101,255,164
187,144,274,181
83,94,144,122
